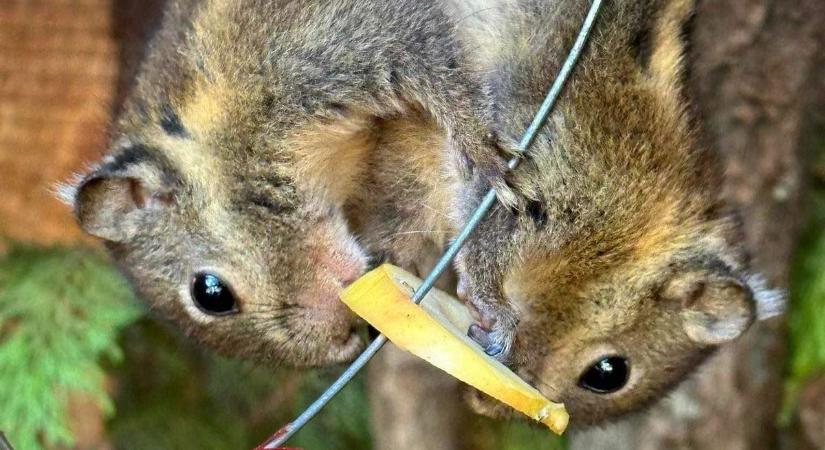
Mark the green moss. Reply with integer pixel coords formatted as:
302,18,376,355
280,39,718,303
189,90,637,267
782,140,825,424
0,245,141,450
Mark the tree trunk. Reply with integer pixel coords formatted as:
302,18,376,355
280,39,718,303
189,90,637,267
368,344,471,450
570,1,824,449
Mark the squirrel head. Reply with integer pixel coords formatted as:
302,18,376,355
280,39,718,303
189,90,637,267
60,0,381,367
63,133,368,367
463,229,783,423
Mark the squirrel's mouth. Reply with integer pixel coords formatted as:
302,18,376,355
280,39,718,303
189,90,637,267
324,329,365,364
367,325,380,340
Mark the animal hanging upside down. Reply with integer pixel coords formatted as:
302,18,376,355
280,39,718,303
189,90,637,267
63,0,510,367
349,0,783,423
64,0,782,426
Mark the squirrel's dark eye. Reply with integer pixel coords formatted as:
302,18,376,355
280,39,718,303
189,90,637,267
190,272,238,315
578,356,629,394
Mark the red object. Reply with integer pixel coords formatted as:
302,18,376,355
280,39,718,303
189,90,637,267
253,423,295,450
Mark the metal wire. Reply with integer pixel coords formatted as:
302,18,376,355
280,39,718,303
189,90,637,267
0,432,14,450
258,1,603,447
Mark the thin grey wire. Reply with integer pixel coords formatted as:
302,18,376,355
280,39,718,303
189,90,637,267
259,1,603,447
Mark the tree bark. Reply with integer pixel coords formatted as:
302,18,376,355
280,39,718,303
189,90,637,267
570,1,824,449
368,344,472,450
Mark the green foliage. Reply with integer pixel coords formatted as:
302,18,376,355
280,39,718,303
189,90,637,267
787,195,825,383
108,317,566,450
0,245,141,450
107,320,254,450
290,371,373,450
494,422,565,450
107,319,373,450
782,140,825,424
468,416,566,450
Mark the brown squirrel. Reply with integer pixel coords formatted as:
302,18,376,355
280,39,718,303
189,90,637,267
61,0,511,367
61,0,784,425
351,0,785,424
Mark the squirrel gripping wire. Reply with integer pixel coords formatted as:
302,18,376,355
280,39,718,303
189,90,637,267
257,1,604,448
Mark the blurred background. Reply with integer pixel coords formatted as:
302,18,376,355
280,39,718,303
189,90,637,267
0,1,822,449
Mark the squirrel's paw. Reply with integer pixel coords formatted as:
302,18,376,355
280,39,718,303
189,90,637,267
466,299,519,365
455,133,519,209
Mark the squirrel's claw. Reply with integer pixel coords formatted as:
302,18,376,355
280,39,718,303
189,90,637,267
466,301,518,365
453,129,519,209
468,324,506,357
458,275,519,364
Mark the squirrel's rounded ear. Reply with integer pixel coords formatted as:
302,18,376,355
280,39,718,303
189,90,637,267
72,171,172,242
663,271,756,346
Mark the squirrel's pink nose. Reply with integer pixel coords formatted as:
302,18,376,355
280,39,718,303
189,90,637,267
307,241,367,288
333,259,363,287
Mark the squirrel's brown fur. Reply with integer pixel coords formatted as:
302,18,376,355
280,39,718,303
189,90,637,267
63,0,784,424
64,0,510,367
353,0,784,424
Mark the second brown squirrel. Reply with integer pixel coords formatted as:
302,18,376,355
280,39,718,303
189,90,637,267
351,0,784,424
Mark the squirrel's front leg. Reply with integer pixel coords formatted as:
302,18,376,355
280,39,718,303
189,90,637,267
448,119,520,208
384,58,523,362
457,271,520,365
452,201,522,365
389,64,518,208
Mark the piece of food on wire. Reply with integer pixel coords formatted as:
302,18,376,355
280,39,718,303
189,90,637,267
340,264,568,434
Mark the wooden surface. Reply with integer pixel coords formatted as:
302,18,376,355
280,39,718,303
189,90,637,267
0,0,118,244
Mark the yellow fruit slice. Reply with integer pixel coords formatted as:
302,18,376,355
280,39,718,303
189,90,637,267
340,264,568,434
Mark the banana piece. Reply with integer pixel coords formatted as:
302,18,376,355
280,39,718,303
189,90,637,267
340,264,568,434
